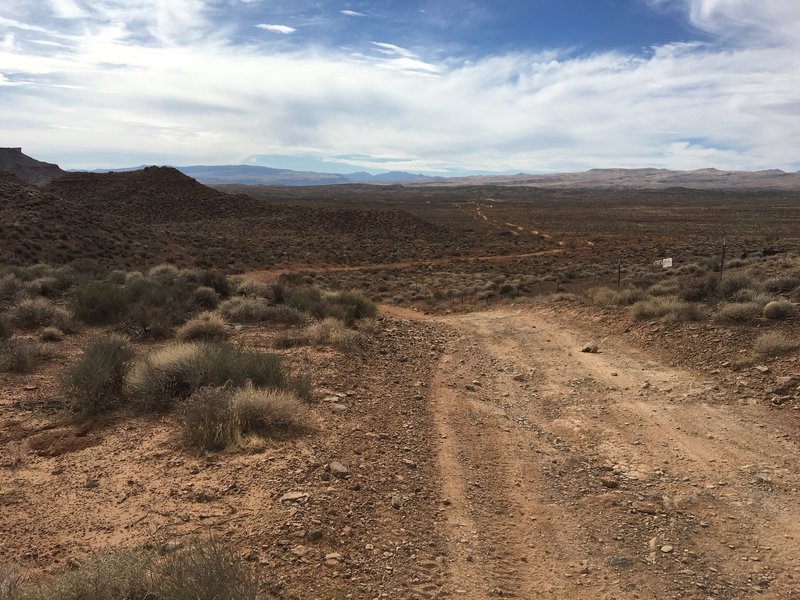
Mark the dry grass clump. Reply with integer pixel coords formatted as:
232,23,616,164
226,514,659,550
631,297,707,321
763,276,800,294
176,312,228,342
0,340,51,373
0,314,13,339
39,326,64,342
11,540,258,600
716,302,764,322
218,296,272,323
190,286,220,309
763,300,794,320
63,335,134,416
300,318,362,350
126,343,284,412
586,287,646,307
182,388,241,451
182,386,307,451
12,298,76,331
753,332,798,358
231,386,307,434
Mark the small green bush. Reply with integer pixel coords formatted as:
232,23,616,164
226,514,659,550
63,335,134,416
147,263,181,284
753,332,798,357
763,300,794,320
176,312,228,342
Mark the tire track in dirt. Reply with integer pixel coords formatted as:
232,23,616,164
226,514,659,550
407,307,800,599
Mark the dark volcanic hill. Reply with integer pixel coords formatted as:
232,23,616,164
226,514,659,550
46,167,266,222
5,165,467,272
0,148,65,185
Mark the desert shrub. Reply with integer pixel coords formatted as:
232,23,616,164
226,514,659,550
0,274,23,302
324,290,377,323
195,270,231,297
218,297,271,323
0,315,13,339
284,286,324,315
12,298,75,330
183,386,306,451
263,305,306,325
301,318,361,350
587,287,646,307
39,327,64,342
25,277,60,298
0,562,21,600
177,312,228,342
107,270,128,285
70,282,128,325
153,540,259,600
126,343,284,412
763,300,794,320
182,388,241,451
753,332,798,357
236,280,272,298
147,263,181,284
647,283,681,297
125,304,175,340
716,302,763,322
631,297,707,321
63,335,134,416
718,272,756,299
19,540,257,600
126,343,207,411
231,386,307,435
0,340,50,373
190,286,220,309
679,274,718,302
124,271,144,285
763,276,800,294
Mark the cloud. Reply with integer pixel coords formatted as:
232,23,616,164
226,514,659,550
255,23,296,34
687,0,800,43
0,0,797,173
340,10,366,17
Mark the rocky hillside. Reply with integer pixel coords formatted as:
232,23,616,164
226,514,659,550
0,148,65,185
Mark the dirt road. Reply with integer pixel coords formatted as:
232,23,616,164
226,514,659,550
387,306,800,599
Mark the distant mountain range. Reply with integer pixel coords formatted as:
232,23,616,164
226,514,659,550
2,147,799,190
89,164,441,186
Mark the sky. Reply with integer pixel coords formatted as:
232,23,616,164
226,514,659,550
0,0,798,175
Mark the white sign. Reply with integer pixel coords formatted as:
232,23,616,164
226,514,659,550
653,258,673,269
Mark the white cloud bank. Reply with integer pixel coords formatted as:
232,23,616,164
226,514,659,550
0,0,797,172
